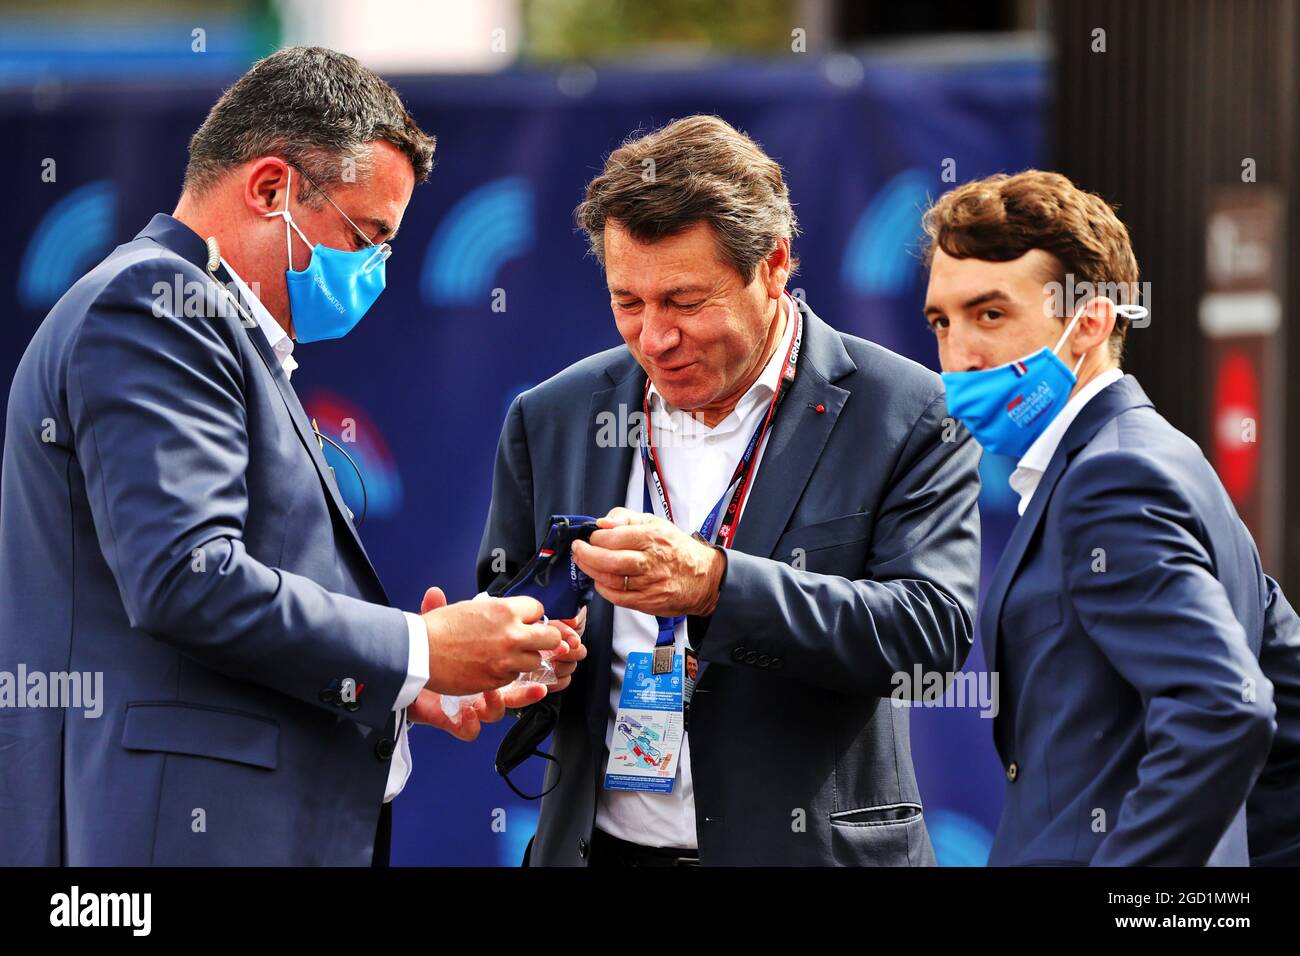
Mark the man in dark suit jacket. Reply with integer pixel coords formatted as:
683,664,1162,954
0,47,564,866
923,170,1300,865
477,116,982,866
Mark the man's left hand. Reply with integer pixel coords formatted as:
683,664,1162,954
406,682,546,740
572,507,725,617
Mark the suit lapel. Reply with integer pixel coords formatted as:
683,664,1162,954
981,375,1155,678
980,450,1069,680
217,261,389,601
581,362,643,751
730,300,853,560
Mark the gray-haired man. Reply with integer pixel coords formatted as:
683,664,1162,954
478,115,982,866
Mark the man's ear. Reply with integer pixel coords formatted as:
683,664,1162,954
760,237,793,300
244,158,292,218
1072,296,1117,356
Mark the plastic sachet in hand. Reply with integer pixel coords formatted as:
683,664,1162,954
440,515,598,719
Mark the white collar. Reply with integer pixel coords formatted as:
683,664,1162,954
1008,367,1123,511
220,257,298,380
647,294,795,436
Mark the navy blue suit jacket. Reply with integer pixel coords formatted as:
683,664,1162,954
983,374,1299,865
0,215,410,865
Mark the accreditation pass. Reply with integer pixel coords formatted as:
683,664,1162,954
603,651,685,792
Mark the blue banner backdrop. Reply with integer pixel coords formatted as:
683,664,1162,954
0,51,1043,865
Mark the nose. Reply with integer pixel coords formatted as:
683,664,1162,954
639,306,681,361
943,325,987,373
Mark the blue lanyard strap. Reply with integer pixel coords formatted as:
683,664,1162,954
640,473,737,646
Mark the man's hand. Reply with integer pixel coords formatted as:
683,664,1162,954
550,606,588,692
420,587,565,696
407,586,552,740
572,507,725,617
407,683,547,740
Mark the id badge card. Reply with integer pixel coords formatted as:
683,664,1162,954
603,651,685,793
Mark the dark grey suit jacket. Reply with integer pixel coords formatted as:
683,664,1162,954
0,215,409,865
477,298,982,865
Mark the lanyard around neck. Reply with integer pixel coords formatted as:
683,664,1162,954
638,297,802,655
639,296,803,554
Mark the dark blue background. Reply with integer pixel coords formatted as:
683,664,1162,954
0,51,1043,865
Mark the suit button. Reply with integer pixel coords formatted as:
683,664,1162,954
770,657,784,670
319,685,339,705
375,737,395,761
578,837,590,859
731,646,747,662
1006,761,1019,782
757,654,771,667
743,651,758,665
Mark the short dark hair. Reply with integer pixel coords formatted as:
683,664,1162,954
921,170,1140,362
575,115,799,282
184,46,436,203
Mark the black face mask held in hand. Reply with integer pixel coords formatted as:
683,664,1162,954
492,515,599,800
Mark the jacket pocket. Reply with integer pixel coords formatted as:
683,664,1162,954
829,803,931,866
121,701,279,770
830,801,924,826
776,511,872,557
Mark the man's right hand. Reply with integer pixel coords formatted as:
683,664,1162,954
422,592,564,696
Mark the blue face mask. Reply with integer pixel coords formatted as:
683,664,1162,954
265,166,391,343
940,299,1147,458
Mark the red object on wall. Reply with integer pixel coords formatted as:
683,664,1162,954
1211,350,1260,503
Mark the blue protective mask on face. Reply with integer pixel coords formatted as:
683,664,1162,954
940,299,1148,459
265,166,391,343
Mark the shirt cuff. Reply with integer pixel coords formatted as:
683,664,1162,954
395,612,429,710
384,716,413,803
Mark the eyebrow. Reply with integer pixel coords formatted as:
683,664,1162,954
924,289,1011,317
359,217,396,242
306,174,395,243
609,285,708,299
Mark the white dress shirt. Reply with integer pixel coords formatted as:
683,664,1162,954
1008,367,1123,515
222,260,427,803
596,296,794,848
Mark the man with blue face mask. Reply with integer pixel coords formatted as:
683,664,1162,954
923,170,1300,866
261,162,391,343
0,47,578,866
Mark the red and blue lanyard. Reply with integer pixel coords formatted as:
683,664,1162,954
639,299,803,668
